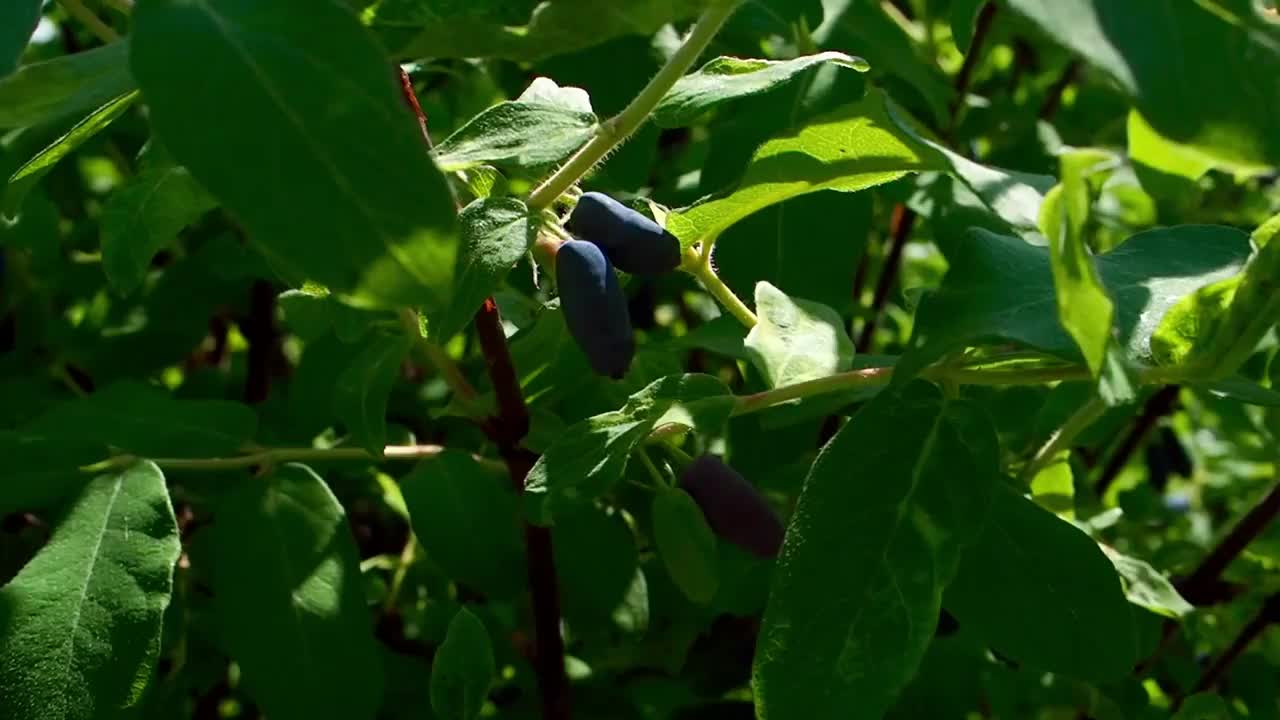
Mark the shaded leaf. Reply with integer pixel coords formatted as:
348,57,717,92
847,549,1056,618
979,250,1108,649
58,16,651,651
0,41,135,130
744,282,854,389
100,159,217,294
400,451,526,599
946,484,1138,681
431,198,535,342
754,381,999,720
652,487,720,605
25,380,258,458
950,0,987,52
212,464,383,720
0,0,41,77
0,462,180,720
524,374,734,523
898,225,1252,382
332,334,410,455
430,608,495,720
131,0,459,310
652,52,867,128
553,506,639,623
4,92,139,217
0,431,103,515
1007,0,1280,169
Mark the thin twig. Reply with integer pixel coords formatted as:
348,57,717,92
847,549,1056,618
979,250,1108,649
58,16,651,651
57,0,119,43
1177,481,1280,606
856,204,915,351
1039,60,1081,121
946,2,998,134
1095,385,1180,497
89,444,491,473
1175,593,1279,708
1021,396,1106,482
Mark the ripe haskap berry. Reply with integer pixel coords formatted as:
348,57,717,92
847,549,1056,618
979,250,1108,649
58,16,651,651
556,239,635,379
565,192,682,275
679,455,784,558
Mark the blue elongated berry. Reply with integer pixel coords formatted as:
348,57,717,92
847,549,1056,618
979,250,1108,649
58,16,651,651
565,192,682,275
679,454,784,558
556,239,635,379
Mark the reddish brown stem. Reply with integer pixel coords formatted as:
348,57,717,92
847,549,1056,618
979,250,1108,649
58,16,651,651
1178,481,1280,606
856,204,915,352
1178,593,1279,706
397,68,570,720
947,2,998,130
242,279,279,405
1039,60,1081,121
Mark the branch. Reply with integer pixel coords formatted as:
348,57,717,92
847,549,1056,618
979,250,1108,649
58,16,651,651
690,257,757,328
1177,593,1279,706
1094,385,1180,497
946,2,998,132
1021,396,1105,482
90,444,495,473
1039,60,1081,121
856,204,915,352
526,0,741,210
57,0,119,43
1177,481,1280,606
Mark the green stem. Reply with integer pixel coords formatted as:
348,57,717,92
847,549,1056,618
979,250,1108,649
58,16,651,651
381,534,418,615
525,0,741,210
1020,396,1106,482
691,258,757,328
399,308,482,411
90,444,500,473
57,0,119,42
637,448,669,488
733,366,894,416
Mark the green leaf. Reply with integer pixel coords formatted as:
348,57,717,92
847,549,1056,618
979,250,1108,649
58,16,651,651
1127,110,1216,183
434,80,597,174
0,462,180,720
553,506,639,623
667,89,938,250
652,52,868,128
949,0,987,52
1198,377,1280,408
754,381,999,720
430,608,495,720
0,0,41,77
652,487,719,605
1099,545,1195,619
945,484,1138,681
400,451,526,600
0,41,135,130
376,0,709,61
1172,693,1231,720
1152,214,1280,375
0,431,103,515
332,334,410,455
431,198,535,342
1007,0,1280,170
744,282,854,389
898,225,1252,382
524,374,734,523
1040,149,1116,376
4,92,140,218
131,0,459,310
212,464,383,720
100,158,217,294
25,380,258,458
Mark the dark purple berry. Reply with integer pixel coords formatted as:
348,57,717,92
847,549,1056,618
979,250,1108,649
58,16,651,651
565,192,682,275
556,239,635,379
679,455,784,558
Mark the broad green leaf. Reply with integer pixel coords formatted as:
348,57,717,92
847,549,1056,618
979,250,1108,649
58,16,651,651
212,464,383,720
278,288,336,341
652,487,719,605
1199,377,1280,408
1099,545,1195,619
400,451,526,599
25,380,258,458
430,608,495,720
652,52,868,128
1172,693,1231,720
1007,0,1280,170
1127,110,1216,183
1040,149,1115,376
375,0,709,61
0,41,135,130
131,0,459,310
1030,453,1075,519
945,484,1138,681
898,225,1252,382
744,282,854,389
0,462,180,720
332,334,410,455
0,431,103,515
1153,214,1280,375
431,198,535,342
667,89,938,250
100,159,217,294
1,0,41,77
4,92,139,217
433,81,597,174
949,0,987,52
553,506,639,623
524,374,734,523
754,381,999,720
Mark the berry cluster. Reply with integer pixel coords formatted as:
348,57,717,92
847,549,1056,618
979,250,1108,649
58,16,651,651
555,193,682,378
